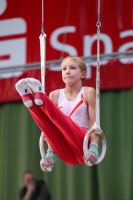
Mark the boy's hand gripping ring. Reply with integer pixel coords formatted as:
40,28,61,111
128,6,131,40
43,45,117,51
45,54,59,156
83,122,107,166
39,132,53,172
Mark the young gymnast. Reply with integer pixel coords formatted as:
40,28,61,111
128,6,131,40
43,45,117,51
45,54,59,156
15,55,99,171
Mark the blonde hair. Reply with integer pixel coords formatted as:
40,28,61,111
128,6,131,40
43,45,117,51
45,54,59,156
61,55,87,82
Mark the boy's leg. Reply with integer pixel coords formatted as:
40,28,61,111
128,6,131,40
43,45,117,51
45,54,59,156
29,105,81,165
15,79,83,165
26,78,88,163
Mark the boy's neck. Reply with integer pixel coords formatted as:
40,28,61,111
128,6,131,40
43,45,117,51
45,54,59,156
64,84,82,100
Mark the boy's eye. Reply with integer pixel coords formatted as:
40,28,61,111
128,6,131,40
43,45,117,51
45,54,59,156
62,67,66,70
70,66,76,70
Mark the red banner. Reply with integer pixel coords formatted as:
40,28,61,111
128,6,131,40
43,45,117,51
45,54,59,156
0,0,133,102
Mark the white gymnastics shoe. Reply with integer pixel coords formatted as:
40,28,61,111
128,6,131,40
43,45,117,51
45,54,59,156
15,79,33,107
26,78,43,92
26,78,44,105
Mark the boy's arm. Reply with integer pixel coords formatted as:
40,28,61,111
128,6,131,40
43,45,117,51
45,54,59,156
84,87,99,165
49,90,60,106
40,90,59,171
87,87,99,144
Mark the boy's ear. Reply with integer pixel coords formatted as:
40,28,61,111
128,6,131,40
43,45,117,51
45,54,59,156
81,71,87,79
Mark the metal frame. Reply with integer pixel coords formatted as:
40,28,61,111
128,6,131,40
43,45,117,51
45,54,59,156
0,50,133,74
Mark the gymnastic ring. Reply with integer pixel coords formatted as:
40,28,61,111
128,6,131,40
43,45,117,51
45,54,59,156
83,122,107,166
39,132,53,172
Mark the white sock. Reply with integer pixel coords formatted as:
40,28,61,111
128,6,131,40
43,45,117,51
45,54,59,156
15,79,33,107
26,78,44,93
26,78,44,105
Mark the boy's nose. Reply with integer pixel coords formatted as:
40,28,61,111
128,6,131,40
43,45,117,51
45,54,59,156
66,68,70,74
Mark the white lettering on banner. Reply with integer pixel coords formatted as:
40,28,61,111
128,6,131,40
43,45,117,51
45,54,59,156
0,1,27,78
83,33,113,65
0,14,132,79
118,30,133,63
0,18,26,36
50,26,113,78
83,33,113,78
50,26,133,79
0,0,7,15
50,26,77,55
49,26,77,73
0,39,26,78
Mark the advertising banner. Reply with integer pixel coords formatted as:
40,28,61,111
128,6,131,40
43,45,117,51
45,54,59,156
0,0,133,102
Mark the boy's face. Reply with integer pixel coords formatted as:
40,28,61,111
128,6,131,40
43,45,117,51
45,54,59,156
61,58,86,85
